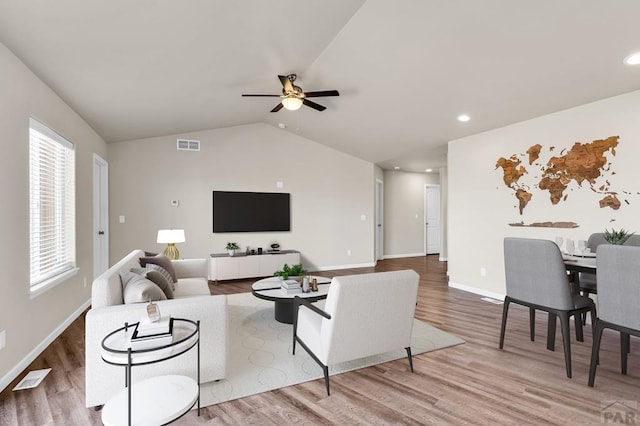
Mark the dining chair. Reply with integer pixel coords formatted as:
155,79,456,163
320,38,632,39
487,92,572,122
588,244,640,386
500,237,596,378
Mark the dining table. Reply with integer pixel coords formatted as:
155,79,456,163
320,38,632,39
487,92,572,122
563,253,596,294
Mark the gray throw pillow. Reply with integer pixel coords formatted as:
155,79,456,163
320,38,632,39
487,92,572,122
130,268,174,299
120,271,167,304
145,264,176,291
139,254,178,283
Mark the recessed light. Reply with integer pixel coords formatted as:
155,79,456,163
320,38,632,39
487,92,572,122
394,166,400,170
624,52,640,65
425,168,433,173
457,114,470,122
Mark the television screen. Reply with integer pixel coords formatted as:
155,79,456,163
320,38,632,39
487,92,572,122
213,191,291,233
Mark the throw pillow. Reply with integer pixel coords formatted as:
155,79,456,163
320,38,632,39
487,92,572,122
130,268,175,299
139,254,177,283
120,271,167,304
145,264,176,291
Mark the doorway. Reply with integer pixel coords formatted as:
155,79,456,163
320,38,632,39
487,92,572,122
424,184,441,254
93,154,109,278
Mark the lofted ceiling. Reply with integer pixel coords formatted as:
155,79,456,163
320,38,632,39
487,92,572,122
1,1,640,173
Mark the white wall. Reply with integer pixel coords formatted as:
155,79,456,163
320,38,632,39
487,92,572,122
383,170,440,257
108,123,375,270
448,90,640,297
0,42,107,389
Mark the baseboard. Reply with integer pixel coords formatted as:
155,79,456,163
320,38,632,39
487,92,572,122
448,281,505,301
439,256,448,261
0,298,91,392
307,262,376,272
383,252,425,259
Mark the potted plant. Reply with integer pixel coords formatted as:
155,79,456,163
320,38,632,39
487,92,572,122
603,228,635,245
226,242,240,256
273,263,306,282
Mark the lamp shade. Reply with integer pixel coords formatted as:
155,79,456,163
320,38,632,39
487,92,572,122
157,229,185,244
281,97,303,111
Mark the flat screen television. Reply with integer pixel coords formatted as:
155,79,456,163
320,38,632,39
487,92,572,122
212,191,291,233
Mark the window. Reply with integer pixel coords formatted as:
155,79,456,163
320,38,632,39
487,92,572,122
29,118,77,297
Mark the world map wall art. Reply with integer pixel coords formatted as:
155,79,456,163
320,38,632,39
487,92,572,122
495,136,625,228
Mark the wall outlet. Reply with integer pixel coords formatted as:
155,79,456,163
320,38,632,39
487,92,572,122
347,249,351,256
0,330,6,350
480,267,487,277
360,214,366,221
170,200,179,207
119,215,125,224
276,181,284,189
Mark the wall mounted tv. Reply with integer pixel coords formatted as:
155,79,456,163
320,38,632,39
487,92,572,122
212,191,291,233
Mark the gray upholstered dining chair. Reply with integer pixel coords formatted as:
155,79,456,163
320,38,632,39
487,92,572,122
588,244,640,386
500,237,596,378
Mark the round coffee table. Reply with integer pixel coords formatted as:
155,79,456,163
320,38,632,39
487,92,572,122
251,276,331,324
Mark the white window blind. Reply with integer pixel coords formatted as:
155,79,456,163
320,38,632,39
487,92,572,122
29,118,76,294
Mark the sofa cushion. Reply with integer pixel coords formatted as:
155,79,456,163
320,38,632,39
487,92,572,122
173,277,211,298
145,264,176,291
130,268,175,299
139,254,178,283
120,271,167,304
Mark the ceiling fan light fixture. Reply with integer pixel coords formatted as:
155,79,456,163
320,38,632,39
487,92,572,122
282,97,303,111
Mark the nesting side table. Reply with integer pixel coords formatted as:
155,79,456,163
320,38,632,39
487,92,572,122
100,318,200,426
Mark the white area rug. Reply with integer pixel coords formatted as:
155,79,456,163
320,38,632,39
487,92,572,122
200,292,464,407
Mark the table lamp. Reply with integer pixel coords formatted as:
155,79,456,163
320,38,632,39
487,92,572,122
157,229,185,260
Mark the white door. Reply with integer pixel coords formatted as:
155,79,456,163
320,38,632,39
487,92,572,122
424,185,441,254
375,179,384,260
93,154,109,278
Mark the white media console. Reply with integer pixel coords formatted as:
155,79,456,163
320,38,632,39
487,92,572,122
209,250,300,281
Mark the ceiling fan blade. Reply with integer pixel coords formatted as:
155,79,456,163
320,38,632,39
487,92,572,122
302,99,326,111
303,90,340,98
278,75,294,93
270,103,284,113
242,94,282,97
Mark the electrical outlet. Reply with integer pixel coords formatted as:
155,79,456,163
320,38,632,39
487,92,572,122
0,330,6,350
480,267,487,277
170,200,179,207
347,249,351,256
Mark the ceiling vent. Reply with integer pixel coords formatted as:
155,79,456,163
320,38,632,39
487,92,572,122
177,139,200,151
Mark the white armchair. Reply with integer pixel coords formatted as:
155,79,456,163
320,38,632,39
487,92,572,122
293,270,419,395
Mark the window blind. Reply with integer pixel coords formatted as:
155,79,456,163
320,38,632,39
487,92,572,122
29,118,76,291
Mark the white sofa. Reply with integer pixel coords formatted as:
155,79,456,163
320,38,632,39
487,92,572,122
85,249,228,408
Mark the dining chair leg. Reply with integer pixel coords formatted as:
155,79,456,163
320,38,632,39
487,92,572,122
621,332,629,375
559,313,572,378
529,308,535,341
547,313,557,351
574,313,584,342
588,320,605,387
499,297,511,349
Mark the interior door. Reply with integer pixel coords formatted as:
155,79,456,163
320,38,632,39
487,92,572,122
93,154,109,278
375,179,384,260
424,185,441,254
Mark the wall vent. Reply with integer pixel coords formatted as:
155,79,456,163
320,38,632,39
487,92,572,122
177,139,200,151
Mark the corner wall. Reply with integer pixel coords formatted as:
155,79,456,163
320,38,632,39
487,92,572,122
0,42,107,389
448,90,640,297
107,123,375,270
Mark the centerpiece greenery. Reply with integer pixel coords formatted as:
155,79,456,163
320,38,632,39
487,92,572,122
274,263,306,281
603,228,635,245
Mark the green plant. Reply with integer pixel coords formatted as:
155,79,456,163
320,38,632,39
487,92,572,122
603,228,635,245
225,242,240,250
273,263,306,280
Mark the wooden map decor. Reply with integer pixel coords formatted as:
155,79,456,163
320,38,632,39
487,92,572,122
495,136,623,228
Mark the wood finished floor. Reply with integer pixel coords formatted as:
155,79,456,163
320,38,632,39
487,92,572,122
1,256,639,425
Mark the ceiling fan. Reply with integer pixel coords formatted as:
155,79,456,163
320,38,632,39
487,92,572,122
242,74,339,112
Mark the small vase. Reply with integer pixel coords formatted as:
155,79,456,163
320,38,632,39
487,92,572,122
228,249,235,256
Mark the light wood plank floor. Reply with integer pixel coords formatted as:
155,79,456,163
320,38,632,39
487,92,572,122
1,256,638,425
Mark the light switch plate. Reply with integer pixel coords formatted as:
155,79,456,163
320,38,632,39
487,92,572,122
171,200,179,207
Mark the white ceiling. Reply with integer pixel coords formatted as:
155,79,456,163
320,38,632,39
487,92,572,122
1,0,640,172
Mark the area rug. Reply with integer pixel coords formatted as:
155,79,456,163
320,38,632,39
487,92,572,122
200,292,464,407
